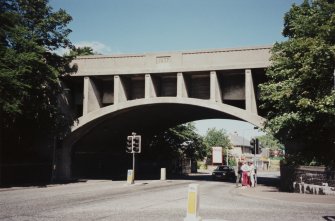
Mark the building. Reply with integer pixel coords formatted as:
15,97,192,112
229,134,253,161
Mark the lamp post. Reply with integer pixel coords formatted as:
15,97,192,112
226,147,229,166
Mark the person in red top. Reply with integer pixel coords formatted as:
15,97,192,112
241,161,250,187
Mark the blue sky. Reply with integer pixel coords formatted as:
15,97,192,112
50,0,303,139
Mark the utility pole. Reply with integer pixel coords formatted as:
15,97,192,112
132,142,135,181
226,147,229,166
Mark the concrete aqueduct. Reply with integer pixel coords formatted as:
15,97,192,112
56,45,272,180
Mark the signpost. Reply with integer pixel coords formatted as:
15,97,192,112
250,138,260,187
212,147,223,164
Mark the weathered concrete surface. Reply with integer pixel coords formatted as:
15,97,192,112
71,46,271,76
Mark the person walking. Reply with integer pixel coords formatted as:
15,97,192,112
249,162,255,187
236,161,242,187
241,161,250,187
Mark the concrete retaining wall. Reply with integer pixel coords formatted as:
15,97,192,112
280,163,335,195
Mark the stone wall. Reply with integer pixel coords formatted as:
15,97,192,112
280,163,335,195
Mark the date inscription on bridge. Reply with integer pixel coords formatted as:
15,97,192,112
156,56,171,64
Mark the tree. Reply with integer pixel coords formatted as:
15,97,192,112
0,0,74,184
69,46,95,57
259,0,335,166
148,123,207,161
0,0,73,132
203,128,231,150
257,134,284,151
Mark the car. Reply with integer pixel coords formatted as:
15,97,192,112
212,165,236,181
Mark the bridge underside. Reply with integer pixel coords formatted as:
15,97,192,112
69,103,237,179
68,101,261,179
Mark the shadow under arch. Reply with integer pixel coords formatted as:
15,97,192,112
56,97,265,181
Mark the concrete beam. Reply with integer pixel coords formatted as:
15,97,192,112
83,77,102,115
210,71,222,102
177,72,189,98
114,75,128,104
145,74,157,98
245,69,258,114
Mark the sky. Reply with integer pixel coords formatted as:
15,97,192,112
50,0,303,139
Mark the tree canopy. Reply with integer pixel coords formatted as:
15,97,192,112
203,128,231,150
69,46,95,57
0,0,73,135
147,123,207,161
259,0,335,166
257,134,284,151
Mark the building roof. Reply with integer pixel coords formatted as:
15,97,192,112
229,134,251,147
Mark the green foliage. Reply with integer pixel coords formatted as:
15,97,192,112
228,157,236,167
259,0,335,166
0,0,74,135
69,46,95,57
203,128,232,150
148,123,207,161
257,134,284,150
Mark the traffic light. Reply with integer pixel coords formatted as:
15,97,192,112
126,136,133,153
250,138,255,154
132,136,141,153
250,138,255,147
255,138,260,154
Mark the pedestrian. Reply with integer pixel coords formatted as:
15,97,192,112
249,162,255,187
241,161,250,187
236,161,242,187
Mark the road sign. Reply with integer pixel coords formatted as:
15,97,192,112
212,147,223,164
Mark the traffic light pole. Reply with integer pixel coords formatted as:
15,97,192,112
126,132,141,184
132,151,135,183
132,132,136,184
254,138,258,187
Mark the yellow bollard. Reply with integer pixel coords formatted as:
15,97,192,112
184,184,202,221
127,169,134,184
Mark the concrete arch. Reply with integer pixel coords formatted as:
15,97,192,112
73,97,265,132
57,97,265,181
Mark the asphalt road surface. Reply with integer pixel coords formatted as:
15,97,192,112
0,172,334,221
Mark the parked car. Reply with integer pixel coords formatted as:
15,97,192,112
212,165,236,181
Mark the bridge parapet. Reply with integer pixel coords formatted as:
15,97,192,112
71,46,271,76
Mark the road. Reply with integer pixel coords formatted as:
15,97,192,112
0,172,334,221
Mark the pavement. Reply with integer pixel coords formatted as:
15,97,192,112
1,170,335,206
233,171,335,205
1,171,335,221
234,184,335,204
